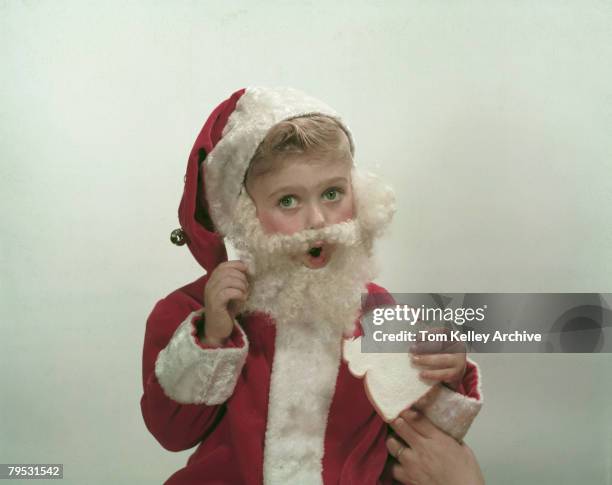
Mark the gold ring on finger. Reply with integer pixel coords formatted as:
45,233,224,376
395,445,405,460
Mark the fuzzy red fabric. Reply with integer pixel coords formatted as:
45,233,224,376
141,280,480,484
177,88,245,273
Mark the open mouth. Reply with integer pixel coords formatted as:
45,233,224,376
304,241,328,269
308,246,322,257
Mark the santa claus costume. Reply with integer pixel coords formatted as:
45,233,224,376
140,87,482,484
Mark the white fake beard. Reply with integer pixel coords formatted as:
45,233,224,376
225,169,395,340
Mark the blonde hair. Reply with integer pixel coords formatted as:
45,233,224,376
245,115,352,184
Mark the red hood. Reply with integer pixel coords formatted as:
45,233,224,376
176,88,246,273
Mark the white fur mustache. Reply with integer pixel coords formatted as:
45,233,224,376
249,220,362,255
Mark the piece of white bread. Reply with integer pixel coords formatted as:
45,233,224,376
343,337,431,419
343,336,482,441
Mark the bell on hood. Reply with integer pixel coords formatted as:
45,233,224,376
170,228,188,246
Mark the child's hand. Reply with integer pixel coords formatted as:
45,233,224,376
410,328,466,390
202,260,249,346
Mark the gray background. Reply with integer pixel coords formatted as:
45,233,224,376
2,1,611,484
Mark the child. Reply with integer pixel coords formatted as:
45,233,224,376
141,87,482,484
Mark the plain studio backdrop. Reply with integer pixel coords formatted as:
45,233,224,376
2,1,611,484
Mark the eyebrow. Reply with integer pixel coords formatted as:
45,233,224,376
267,176,349,200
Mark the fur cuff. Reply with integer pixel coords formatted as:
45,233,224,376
415,360,483,441
154,310,249,405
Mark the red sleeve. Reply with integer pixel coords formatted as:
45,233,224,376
140,296,223,452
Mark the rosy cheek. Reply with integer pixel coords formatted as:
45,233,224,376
335,195,354,223
257,209,303,235
342,201,354,220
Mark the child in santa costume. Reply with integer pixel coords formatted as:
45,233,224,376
140,87,482,484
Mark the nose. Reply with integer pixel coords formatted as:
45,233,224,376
306,202,326,230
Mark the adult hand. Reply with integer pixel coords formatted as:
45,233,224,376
385,408,485,485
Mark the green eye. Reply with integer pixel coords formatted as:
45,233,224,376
323,188,341,201
279,195,297,208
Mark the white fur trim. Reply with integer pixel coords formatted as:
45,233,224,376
416,359,483,441
263,321,343,485
223,165,395,482
205,87,354,236
351,169,396,247
154,310,248,405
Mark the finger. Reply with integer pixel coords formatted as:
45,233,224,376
389,462,411,484
385,436,409,464
410,338,446,355
391,460,427,485
208,268,249,292
206,268,249,294
387,427,401,441
213,267,250,283
220,260,248,272
410,353,457,369
389,414,423,445
411,327,466,354
217,275,249,293
217,287,247,306
419,368,458,383
445,339,468,354
398,408,444,440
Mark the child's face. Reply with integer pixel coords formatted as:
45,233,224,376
246,150,354,269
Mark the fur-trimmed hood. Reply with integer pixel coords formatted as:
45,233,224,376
174,88,246,273
173,87,357,274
